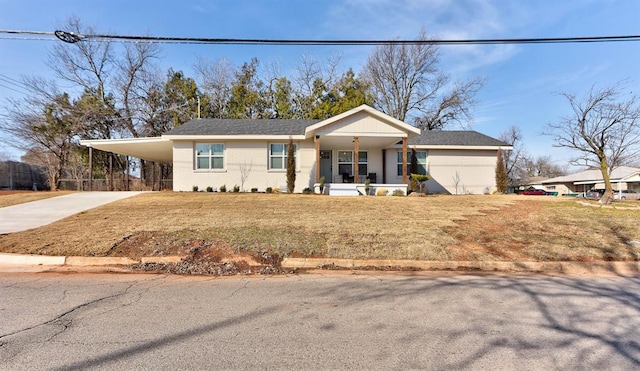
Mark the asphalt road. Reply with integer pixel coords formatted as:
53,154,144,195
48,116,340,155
1,272,638,370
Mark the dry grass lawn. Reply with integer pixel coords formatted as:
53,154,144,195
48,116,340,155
0,191,74,208
0,192,638,261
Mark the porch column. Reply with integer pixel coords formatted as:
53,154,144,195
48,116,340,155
402,137,408,184
109,152,113,191
353,136,359,182
88,146,93,192
126,156,130,191
315,135,321,183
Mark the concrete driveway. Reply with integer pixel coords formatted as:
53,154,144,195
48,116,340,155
0,192,144,234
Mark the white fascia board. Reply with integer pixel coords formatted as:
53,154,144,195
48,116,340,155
390,144,513,150
574,179,624,185
163,135,307,141
80,137,168,146
320,132,408,138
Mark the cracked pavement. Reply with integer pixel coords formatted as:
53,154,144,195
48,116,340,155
1,272,639,370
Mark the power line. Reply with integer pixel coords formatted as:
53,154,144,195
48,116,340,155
1,29,639,46
0,74,31,95
0,82,27,95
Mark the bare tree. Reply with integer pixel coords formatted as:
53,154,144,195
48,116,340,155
413,77,483,130
522,156,566,178
194,56,234,118
2,84,78,190
452,171,462,195
546,83,640,204
498,125,528,183
239,159,253,192
363,29,483,128
292,54,343,119
49,17,112,102
114,42,161,137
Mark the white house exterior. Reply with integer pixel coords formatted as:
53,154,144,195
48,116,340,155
80,105,510,195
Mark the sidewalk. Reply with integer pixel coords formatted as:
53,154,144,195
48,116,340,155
0,192,144,234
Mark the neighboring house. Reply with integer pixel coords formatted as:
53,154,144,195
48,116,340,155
511,176,549,194
80,105,510,195
540,166,640,196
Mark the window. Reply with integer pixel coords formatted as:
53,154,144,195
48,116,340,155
398,150,427,176
269,143,297,170
338,150,367,176
196,143,224,170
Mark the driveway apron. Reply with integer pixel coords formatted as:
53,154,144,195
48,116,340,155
0,192,144,234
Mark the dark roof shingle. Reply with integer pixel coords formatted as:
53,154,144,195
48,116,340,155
165,119,320,136
409,130,509,147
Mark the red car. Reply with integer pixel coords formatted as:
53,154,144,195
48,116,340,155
522,188,546,195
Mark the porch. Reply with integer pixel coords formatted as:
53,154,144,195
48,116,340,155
314,182,409,196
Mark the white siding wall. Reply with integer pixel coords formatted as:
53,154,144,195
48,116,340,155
384,148,498,194
172,139,316,192
316,112,405,137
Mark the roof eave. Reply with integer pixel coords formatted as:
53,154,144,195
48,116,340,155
163,134,307,141
406,144,512,150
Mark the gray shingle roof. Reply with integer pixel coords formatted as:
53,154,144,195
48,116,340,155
408,130,509,147
166,119,508,148
165,118,320,136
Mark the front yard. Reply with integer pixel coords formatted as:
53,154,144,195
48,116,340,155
0,192,638,262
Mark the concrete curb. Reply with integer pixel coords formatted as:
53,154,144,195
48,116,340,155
0,253,66,266
281,258,640,276
1,253,639,276
0,253,182,267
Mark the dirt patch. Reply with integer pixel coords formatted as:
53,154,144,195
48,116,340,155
445,200,640,261
114,230,296,276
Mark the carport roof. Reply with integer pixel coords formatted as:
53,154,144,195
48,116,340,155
79,137,173,162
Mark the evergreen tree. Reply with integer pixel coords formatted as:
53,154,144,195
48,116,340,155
286,138,296,193
495,149,508,193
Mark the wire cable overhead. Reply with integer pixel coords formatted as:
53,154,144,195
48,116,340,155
1,29,639,46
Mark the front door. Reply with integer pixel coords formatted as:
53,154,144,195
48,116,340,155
320,150,332,182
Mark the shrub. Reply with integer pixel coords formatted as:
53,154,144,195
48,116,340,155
302,187,313,194
233,185,240,193
410,173,430,193
286,138,296,193
376,188,389,196
266,187,273,193
392,189,405,196
219,184,227,193
206,186,213,192
251,188,258,193
192,185,199,192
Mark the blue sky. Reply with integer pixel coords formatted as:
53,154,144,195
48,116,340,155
1,0,639,170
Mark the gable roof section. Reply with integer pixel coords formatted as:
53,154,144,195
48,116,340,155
164,118,320,137
409,131,511,148
304,104,421,137
541,166,640,185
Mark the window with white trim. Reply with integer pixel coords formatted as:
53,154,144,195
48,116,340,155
196,143,224,170
398,150,427,176
269,143,297,170
338,150,367,176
